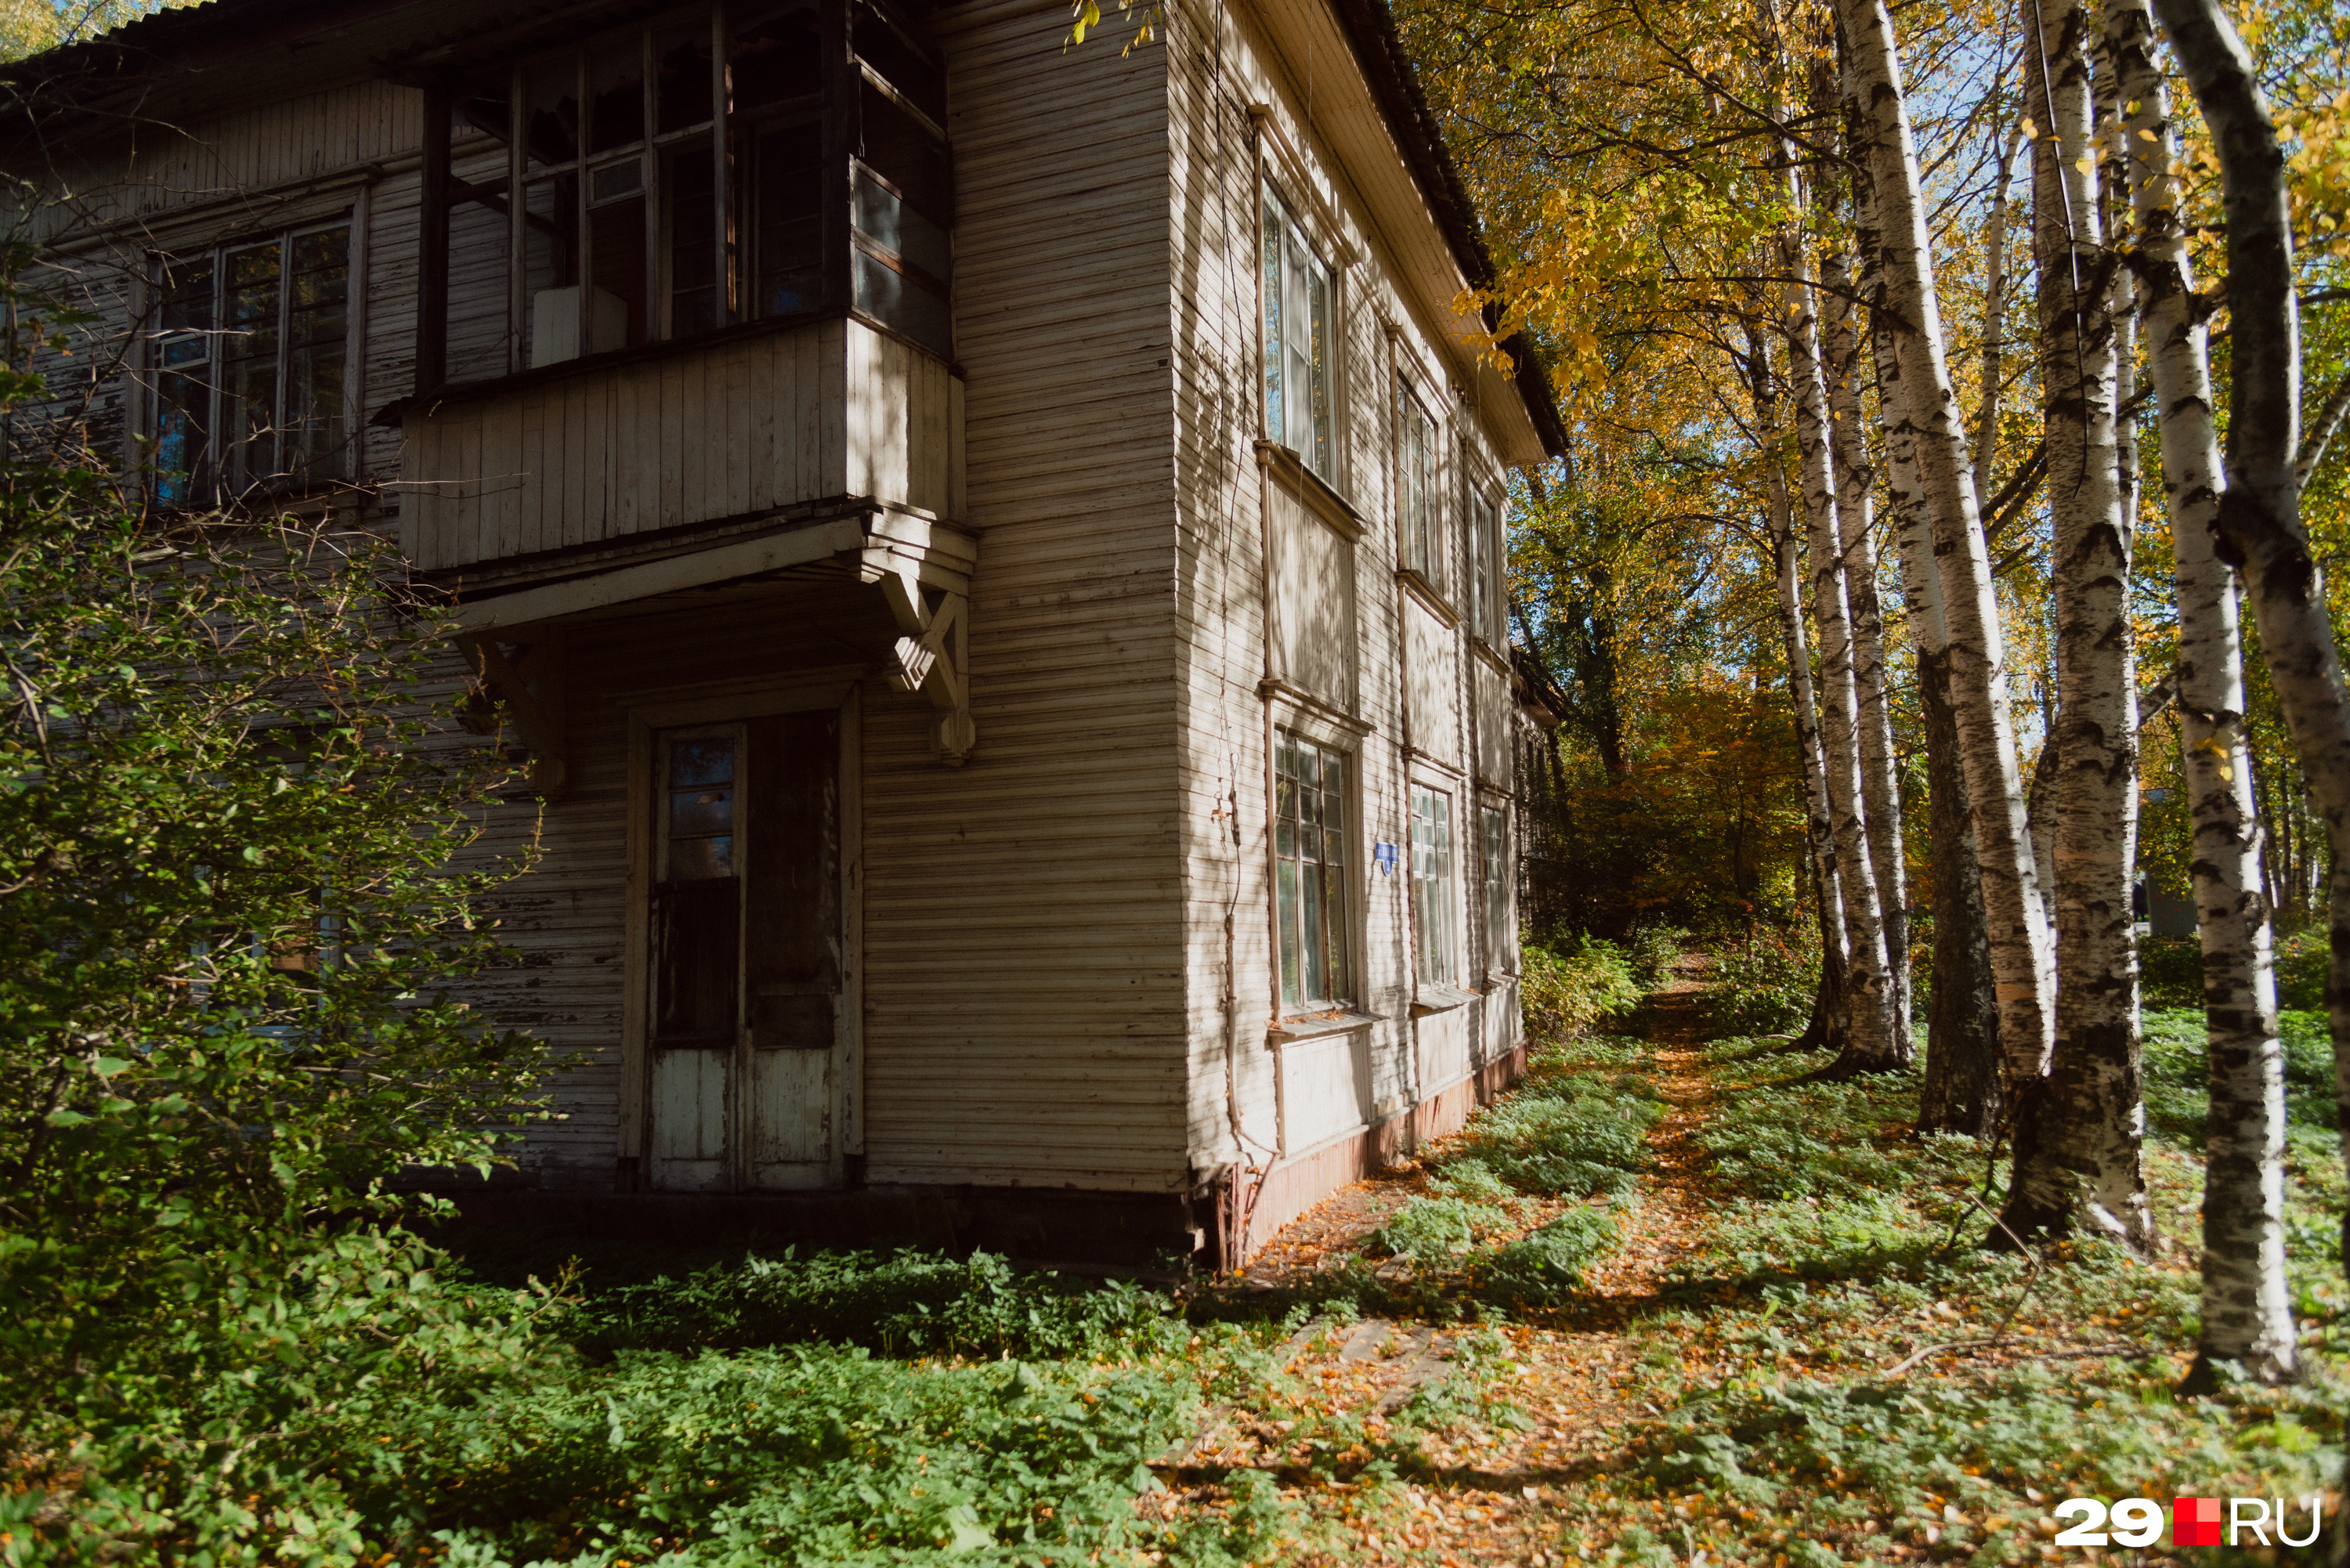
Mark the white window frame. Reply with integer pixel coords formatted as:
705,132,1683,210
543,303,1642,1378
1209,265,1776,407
1479,799,1514,978
1468,478,1504,647
1410,780,1459,987
1396,376,1440,590
1260,179,1336,482
147,219,360,504
1273,728,1356,1013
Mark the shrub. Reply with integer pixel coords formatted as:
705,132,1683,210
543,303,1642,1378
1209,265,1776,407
1477,1204,1624,1306
2138,934,2203,1009
2276,924,2329,1012
1627,925,1690,988
1367,1195,1516,1264
1520,935,1643,1039
1701,923,1820,1036
566,1246,1185,1360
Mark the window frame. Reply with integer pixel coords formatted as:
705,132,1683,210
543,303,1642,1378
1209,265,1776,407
1394,374,1441,593
1409,779,1459,988
1479,799,1514,980
1272,728,1356,1014
146,219,358,505
418,0,951,396
1260,179,1336,484
1467,477,1504,649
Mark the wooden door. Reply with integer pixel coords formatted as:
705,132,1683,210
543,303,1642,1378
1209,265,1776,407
646,710,841,1190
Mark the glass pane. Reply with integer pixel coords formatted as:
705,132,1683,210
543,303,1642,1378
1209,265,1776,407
1302,865,1325,1000
858,84,950,219
853,249,949,356
1261,194,1283,446
664,135,719,337
854,1,945,122
284,341,344,478
670,785,733,834
154,367,209,504
1323,862,1349,998
1307,260,1332,475
1274,772,1296,822
159,254,213,332
523,176,579,367
219,345,278,490
670,736,735,786
852,164,950,281
656,23,715,135
732,5,822,113
588,38,645,154
457,85,511,146
751,121,823,316
525,57,580,168
1277,858,1300,1007
667,833,734,882
587,192,648,351
1275,818,1296,857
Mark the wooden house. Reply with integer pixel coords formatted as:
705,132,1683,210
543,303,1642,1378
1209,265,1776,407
11,0,1567,1264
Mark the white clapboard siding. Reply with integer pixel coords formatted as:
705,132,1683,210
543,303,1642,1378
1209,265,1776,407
851,0,1188,1190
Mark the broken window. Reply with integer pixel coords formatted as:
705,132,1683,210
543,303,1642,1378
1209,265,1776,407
1274,732,1350,1010
425,0,951,389
150,224,351,504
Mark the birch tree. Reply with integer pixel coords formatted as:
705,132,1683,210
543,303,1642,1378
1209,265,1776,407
1787,237,1900,1068
2106,0,2296,1388
2149,0,2350,1307
1998,0,2154,1248
1837,0,2055,1086
1824,247,1914,1047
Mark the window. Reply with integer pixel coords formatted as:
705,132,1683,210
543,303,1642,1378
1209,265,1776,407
1411,783,1455,985
1480,804,1513,976
1261,183,1332,480
1396,380,1437,583
426,0,951,389
1275,733,1351,1009
1469,486,1502,644
150,225,351,504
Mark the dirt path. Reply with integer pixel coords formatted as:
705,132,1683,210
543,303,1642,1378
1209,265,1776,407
1157,961,1730,1564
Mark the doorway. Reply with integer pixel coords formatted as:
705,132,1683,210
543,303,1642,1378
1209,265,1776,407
642,706,844,1190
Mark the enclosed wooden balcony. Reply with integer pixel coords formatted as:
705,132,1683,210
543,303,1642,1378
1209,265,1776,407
397,313,961,573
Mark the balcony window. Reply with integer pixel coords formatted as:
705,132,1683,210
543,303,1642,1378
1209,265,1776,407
421,0,951,393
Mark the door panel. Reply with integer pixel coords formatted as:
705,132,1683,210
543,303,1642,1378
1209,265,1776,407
750,1046,830,1183
649,1046,730,1190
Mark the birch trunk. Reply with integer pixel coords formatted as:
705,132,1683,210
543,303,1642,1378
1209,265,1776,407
1788,248,1899,1068
2110,0,2294,1388
1976,114,2027,485
1838,0,2055,1086
1759,349,1852,1047
1999,0,2155,1250
2146,0,2350,1342
1824,248,1914,1052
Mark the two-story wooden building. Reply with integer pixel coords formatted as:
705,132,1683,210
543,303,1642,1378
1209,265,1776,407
13,0,1566,1264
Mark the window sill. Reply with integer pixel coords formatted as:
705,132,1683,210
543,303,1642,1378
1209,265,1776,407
1397,568,1459,626
1410,985,1479,1017
1255,439,1364,537
1470,638,1511,676
1267,1010,1382,1043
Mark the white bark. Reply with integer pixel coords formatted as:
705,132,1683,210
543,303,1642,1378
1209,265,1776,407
1824,248,1914,1051
2110,0,2290,1381
2145,0,2350,1347
2001,0,2154,1250
1788,240,1900,1067
1759,347,1851,997
1838,0,2055,1085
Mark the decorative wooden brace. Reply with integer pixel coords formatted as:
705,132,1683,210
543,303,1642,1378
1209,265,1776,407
871,562,975,765
461,630,570,796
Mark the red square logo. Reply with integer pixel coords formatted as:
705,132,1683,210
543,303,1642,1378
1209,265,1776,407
2173,1497,2222,1547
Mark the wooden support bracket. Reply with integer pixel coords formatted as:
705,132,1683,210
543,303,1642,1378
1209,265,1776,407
461,630,569,796
870,559,975,766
